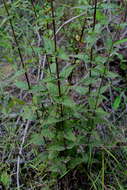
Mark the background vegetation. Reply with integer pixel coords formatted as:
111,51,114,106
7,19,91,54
0,0,127,189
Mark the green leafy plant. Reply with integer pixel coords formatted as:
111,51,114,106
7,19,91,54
0,0,127,189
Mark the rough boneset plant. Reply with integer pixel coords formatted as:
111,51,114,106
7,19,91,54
0,0,127,190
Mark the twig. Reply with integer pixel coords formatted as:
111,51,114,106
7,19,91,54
16,120,30,190
40,54,46,80
37,54,44,81
55,12,86,36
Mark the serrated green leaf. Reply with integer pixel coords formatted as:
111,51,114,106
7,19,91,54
15,81,28,90
42,117,61,126
58,49,69,60
100,85,109,94
47,82,58,97
12,69,25,79
71,54,89,63
41,128,55,139
48,151,59,160
82,77,98,85
61,96,75,107
105,37,113,49
48,144,65,151
73,86,89,95
0,16,12,27
113,96,121,110
107,71,118,78
43,36,54,54
60,65,75,78
64,129,76,142
31,84,46,93
96,10,107,24
50,63,56,74
95,108,109,117
50,161,66,174
92,64,105,75
22,106,36,120
30,133,44,145
37,152,48,162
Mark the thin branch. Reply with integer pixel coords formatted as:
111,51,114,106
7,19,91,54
50,1,62,99
55,12,86,36
40,54,46,80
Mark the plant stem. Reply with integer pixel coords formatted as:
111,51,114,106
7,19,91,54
3,0,31,90
50,1,68,169
3,0,45,118
89,0,97,93
50,0,63,117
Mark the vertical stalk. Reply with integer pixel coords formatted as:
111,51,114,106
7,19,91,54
50,0,63,117
50,2,68,172
89,0,97,93
3,0,31,90
3,0,45,118
92,0,97,31
86,0,98,148
50,3,68,175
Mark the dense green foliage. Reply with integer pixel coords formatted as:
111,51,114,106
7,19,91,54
0,0,127,189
